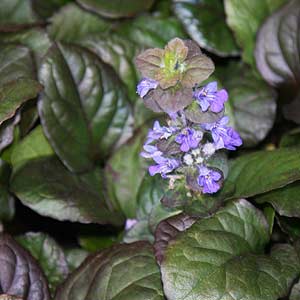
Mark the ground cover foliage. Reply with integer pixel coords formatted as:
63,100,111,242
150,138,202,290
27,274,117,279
0,0,300,299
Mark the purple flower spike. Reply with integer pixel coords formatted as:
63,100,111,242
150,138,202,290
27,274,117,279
140,145,163,160
137,78,158,98
175,128,203,152
197,165,222,194
125,219,138,230
202,116,242,150
193,81,228,113
149,156,180,178
146,121,178,144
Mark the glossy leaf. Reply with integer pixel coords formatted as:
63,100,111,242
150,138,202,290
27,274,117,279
117,14,187,48
0,160,15,221
48,4,111,43
17,232,69,294
105,128,148,218
55,242,164,300
0,45,42,124
173,0,239,56
224,65,277,146
160,200,300,300
10,156,124,225
0,233,50,300
11,125,54,171
219,148,300,201
225,0,287,67
79,33,140,101
64,249,89,272
0,0,38,27
124,175,180,243
255,181,300,218
76,0,155,19
38,43,131,172
0,116,19,153
255,0,300,87
154,213,196,264
0,29,52,62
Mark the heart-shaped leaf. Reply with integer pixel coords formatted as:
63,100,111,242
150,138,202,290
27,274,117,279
255,0,300,87
38,43,131,172
55,242,164,300
10,156,124,225
0,233,50,300
173,0,239,57
76,0,155,19
159,199,300,300
225,0,287,67
16,232,69,295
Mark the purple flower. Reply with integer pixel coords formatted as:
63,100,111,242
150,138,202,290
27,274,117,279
137,78,158,98
193,81,228,113
149,156,180,178
146,121,178,144
125,219,138,230
197,165,222,194
140,145,163,160
175,127,203,152
202,116,242,150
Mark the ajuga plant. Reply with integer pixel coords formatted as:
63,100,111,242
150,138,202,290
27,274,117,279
136,38,242,195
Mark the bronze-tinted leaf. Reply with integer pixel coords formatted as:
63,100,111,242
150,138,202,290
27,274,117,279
0,234,50,300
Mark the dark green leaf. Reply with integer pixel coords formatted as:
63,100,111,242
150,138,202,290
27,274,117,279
0,233,50,300
255,0,300,87
277,216,300,241
16,232,69,295
38,43,131,172
124,175,181,243
173,0,239,56
0,45,42,124
32,0,73,19
0,115,19,153
263,205,275,235
224,65,277,147
105,129,148,218
220,148,300,201
55,242,164,300
117,14,187,48
76,0,155,19
225,0,287,67
11,156,124,225
160,199,300,300
64,248,89,272
0,159,15,221
255,181,300,218
78,235,118,252
290,279,300,300
79,33,140,101
0,0,38,27
0,29,52,62
280,128,300,148
11,125,54,171
48,4,111,43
